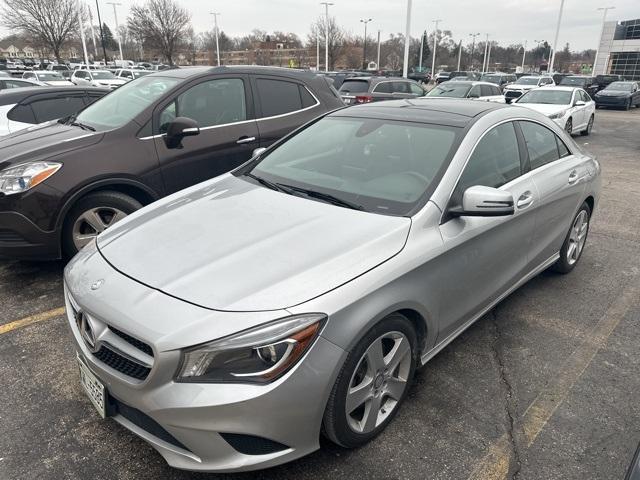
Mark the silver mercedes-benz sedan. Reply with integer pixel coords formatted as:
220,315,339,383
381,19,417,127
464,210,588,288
64,99,601,472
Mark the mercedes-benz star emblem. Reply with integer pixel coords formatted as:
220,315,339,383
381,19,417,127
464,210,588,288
75,310,97,352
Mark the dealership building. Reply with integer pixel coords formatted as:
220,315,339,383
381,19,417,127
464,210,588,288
594,18,640,79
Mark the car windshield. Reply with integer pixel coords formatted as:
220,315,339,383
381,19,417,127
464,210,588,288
481,75,502,84
75,76,179,131
131,71,150,79
605,82,633,92
517,89,572,105
247,116,460,216
92,71,116,80
515,77,539,85
426,83,471,98
339,80,370,94
37,73,64,81
559,77,587,86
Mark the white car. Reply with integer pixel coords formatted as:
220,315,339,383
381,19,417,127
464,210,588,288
425,80,506,103
22,70,74,86
503,75,555,103
71,69,127,89
515,86,595,136
114,68,151,82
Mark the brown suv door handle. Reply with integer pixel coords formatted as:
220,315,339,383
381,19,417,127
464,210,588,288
236,136,256,144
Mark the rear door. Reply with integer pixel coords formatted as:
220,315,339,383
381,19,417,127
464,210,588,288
251,75,323,147
519,120,587,267
153,74,260,194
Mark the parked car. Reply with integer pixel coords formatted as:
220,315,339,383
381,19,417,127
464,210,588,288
0,71,10,78
0,86,108,136
114,68,152,81
71,70,127,89
595,74,625,90
22,70,74,86
63,98,600,473
0,66,344,260
47,64,71,72
515,86,595,135
425,80,505,103
503,75,555,103
558,75,599,97
594,81,640,110
0,77,42,90
338,77,426,104
407,69,431,84
434,71,451,84
450,71,480,81
480,72,516,91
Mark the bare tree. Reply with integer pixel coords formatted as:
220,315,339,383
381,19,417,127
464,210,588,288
307,16,345,70
1,0,80,62
127,0,191,66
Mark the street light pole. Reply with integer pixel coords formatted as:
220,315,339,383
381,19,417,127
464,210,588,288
430,19,441,77
486,40,493,72
457,39,462,70
360,18,372,70
77,0,90,67
469,33,479,70
320,2,334,72
87,5,98,58
377,30,381,69
316,33,320,70
418,30,425,70
593,6,615,75
549,0,566,73
481,33,489,73
95,0,108,65
210,12,221,66
106,2,123,61
521,40,528,71
402,0,412,78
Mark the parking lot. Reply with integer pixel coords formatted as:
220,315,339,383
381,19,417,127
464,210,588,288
0,107,638,480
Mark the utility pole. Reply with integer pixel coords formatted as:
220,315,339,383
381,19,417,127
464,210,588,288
481,33,489,73
360,18,372,70
521,40,528,71
486,40,493,72
593,6,615,75
87,5,98,58
376,30,381,70
418,30,426,70
430,19,441,78
209,12,221,66
77,0,90,67
316,33,320,70
549,0,566,73
457,39,462,70
106,2,123,61
469,32,480,70
402,0,412,78
95,0,108,65
320,2,333,72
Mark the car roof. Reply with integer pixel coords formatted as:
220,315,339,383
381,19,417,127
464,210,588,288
150,65,326,81
30,70,60,74
330,98,508,128
0,86,108,106
539,86,580,92
438,80,500,87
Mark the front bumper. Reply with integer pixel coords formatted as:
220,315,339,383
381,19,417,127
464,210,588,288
63,248,347,472
595,96,628,107
0,210,59,259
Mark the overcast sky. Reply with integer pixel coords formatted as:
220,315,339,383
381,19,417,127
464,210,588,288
4,0,639,50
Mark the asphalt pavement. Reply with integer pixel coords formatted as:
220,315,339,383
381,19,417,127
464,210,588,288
0,107,639,480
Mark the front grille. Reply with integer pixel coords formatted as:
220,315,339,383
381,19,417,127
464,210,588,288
94,346,151,380
505,90,522,98
0,228,28,245
108,395,190,451
109,326,154,357
220,433,289,455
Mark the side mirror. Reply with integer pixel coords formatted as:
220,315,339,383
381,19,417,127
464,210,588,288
252,147,267,158
574,100,586,107
164,117,200,149
450,185,515,217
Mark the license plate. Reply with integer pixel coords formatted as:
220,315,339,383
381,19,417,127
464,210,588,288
78,354,106,418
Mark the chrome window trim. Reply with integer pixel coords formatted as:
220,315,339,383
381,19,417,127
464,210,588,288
139,84,320,141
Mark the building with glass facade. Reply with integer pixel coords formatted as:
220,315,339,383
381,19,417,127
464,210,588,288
594,18,640,80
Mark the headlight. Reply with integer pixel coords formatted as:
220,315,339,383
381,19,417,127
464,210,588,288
177,313,326,384
548,110,568,120
0,162,62,196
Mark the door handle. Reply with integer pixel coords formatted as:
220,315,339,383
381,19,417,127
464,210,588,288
516,191,534,209
568,170,579,185
236,136,256,144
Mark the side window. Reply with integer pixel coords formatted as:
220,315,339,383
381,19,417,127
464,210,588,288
468,85,481,98
373,82,393,94
451,122,521,206
409,83,425,95
176,78,246,128
5,80,31,88
492,86,502,96
582,90,592,102
122,71,133,79
556,137,571,158
392,82,410,93
7,104,36,123
256,78,302,117
159,100,177,133
519,121,560,169
480,85,494,97
75,71,86,79
299,85,316,108
29,96,86,123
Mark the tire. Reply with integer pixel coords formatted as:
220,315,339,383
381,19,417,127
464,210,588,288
551,202,591,274
625,99,632,111
581,114,594,136
323,313,418,448
565,117,573,135
62,191,142,259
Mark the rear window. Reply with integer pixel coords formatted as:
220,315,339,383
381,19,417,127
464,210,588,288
339,80,370,94
256,78,311,117
30,96,86,123
560,77,587,86
7,104,36,123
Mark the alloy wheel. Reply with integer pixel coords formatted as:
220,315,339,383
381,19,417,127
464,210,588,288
345,331,412,434
72,207,127,250
567,210,589,265
565,118,573,135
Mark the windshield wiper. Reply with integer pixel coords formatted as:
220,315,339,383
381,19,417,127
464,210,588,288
279,185,365,211
61,114,95,131
244,172,293,194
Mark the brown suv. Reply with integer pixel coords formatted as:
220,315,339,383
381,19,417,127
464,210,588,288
338,76,426,105
0,66,344,260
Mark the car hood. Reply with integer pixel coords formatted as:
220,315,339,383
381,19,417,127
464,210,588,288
516,103,568,115
505,84,536,91
97,174,411,312
597,90,629,97
0,122,103,170
44,80,74,86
